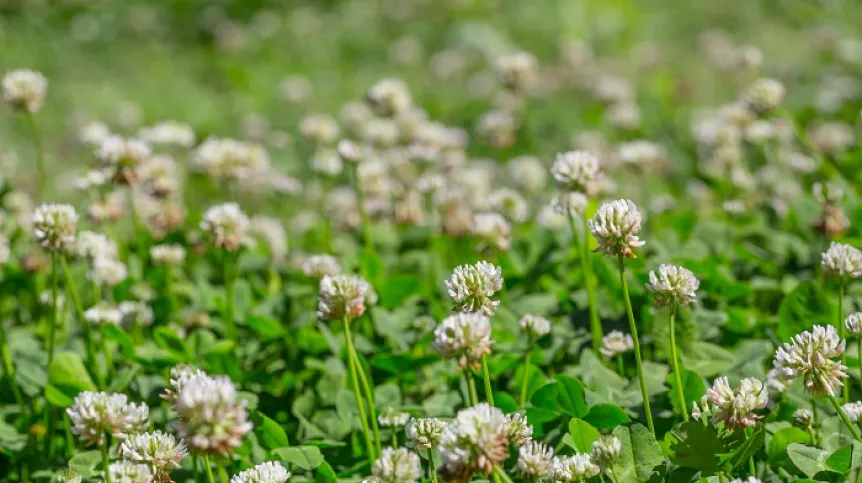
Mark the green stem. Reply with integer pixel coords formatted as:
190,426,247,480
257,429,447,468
101,330,114,382
351,348,382,453
572,215,602,355
481,354,495,406
203,455,216,483
217,460,229,483
718,472,727,483
428,449,438,483
342,317,376,465
668,302,688,421
24,111,44,197
61,256,102,388
811,399,821,445
831,395,862,441
223,254,236,343
192,455,200,483
48,252,58,370
493,465,515,483
350,162,372,254
520,340,532,407
618,254,655,436
0,317,26,413
465,371,479,406
102,438,112,483
839,281,848,403
749,456,756,477
617,354,624,377
858,340,862,399
392,430,399,448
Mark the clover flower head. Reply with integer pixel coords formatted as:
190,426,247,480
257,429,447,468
516,440,554,477
378,408,410,428
193,137,269,182
519,314,551,339
173,375,252,455
846,312,862,337
84,302,123,326
317,274,372,322
821,242,862,279
119,301,154,327
444,261,503,316
96,135,152,184
405,417,446,450
366,78,412,117
792,409,814,429
106,461,153,483
553,191,589,218
433,312,493,369
507,155,547,193
438,403,510,479
588,199,645,258
550,453,600,481
703,377,768,429
496,51,539,94
150,244,186,266
504,412,533,445
646,264,700,307
302,254,341,278
162,365,209,402
138,121,195,148
773,325,847,397
230,461,290,483
813,181,844,204
551,150,604,195
200,203,251,252
844,401,862,422
66,391,150,446
76,231,118,260
91,256,128,287
3,69,47,112
298,113,340,144
33,203,78,252
591,435,622,468
601,331,634,358
742,77,786,114
472,212,512,252
119,430,187,481
729,478,762,483
372,448,422,483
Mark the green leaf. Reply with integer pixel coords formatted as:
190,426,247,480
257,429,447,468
47,351,96,407
667,368,704,417
530,383,559,412
360,250,386,287
787,443,834,478
69,450,102,477
567,418,600,453
827,445,853,474
495,392,519,414
0,420,27,453
153,326,190,359
272,446,325,470
256,412,289,450
245,315,285,339
612,424,665,483
767,427,810,468
107,366,139,393
377,275,422,308
777,282,832,341
720,427,765,471
315,461,338,483
669,421,725,474
584,404,631,429
554,374,589,418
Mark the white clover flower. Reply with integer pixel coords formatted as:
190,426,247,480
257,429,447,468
119,301,154,327
317,273,373,322
438,403,510,479
230,461,290,483
200,203,251,252
506,156,547,193
372,448,422,483
161,365,209,402
476,109,517,148
615,140,666,170
174,375,253,455
301,254,341,279
107,461,153,483
813,181,844,204
298,113,340,144
150,244,186,266
821,242,862,279
588,199,645,258
433,312,493,369
366,78,412,117
96,135,152,184
646,264,700,307
489,189,529,223
843,402,862,422
550,454,600,481
551,150,604,196
139,155,180,198
361,478,381,483
378,408,410,428
773,325,847,397
792,409,814,429
33,203,78,252
519,314,551,339
56,467,82,483
729,478,762,483
846,313,862,337
119,430,187,479
67,391,150,446
138,121,196,148
553,191,589,218
76,231,118,260
405,418,445,450
311,148,343,176
495,51,539,94
91,256,128,287
472,212,512,252
444,261,503,316
249,215,288,264
700,377,768,429
742,78,786,114
504,412,533,445
600,331,634,358
192,137,269,182
516,440,553,477
84,302,123,326
591,435,622,468
3,69,47,112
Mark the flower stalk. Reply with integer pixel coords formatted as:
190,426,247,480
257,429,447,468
342,316,376,465
618,253,655,435
668,302,688,421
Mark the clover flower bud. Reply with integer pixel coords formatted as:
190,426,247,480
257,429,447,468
33,203,78,252
444,261,503,316
200,203,251,252
3,69,47,112
792,409,814,429
405,418,445,450
551,150,604,196
433,312,493,369
302,254,341,278
378,408,410,428
317,274,372,322
372,448,422,483
843,401,862,422
601,331,634,358
588,199,645,258
106,462,153,483
67,392,149,446
646,264,700,307
229,461,290,483
504,412,533,446
119,430,187,482
742,78,786,114
516,440,554,478
519,314,551,340
821,242,862,279
591,435,622,468
773,325,847,397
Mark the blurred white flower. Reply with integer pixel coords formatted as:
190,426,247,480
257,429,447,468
372,448,421,483
843,401,862,422
472,212,512,252
378,407,410,428
84,302,123,326
553,191,589,218
91,256,128,287
601,331,634,358
2,69,47,112
33,203,78,252
519,314,551,339
96,135,151,184
138,121,195,148
495,51,538,94
742,78,786,114
846,313,862,337
201,203,251,252
366,78,412,117
150,244,186,266
433,312,493,369
551,151,604,196
302,254,341,279
106,461,153,483
193,137,269,182
792,409,814,429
